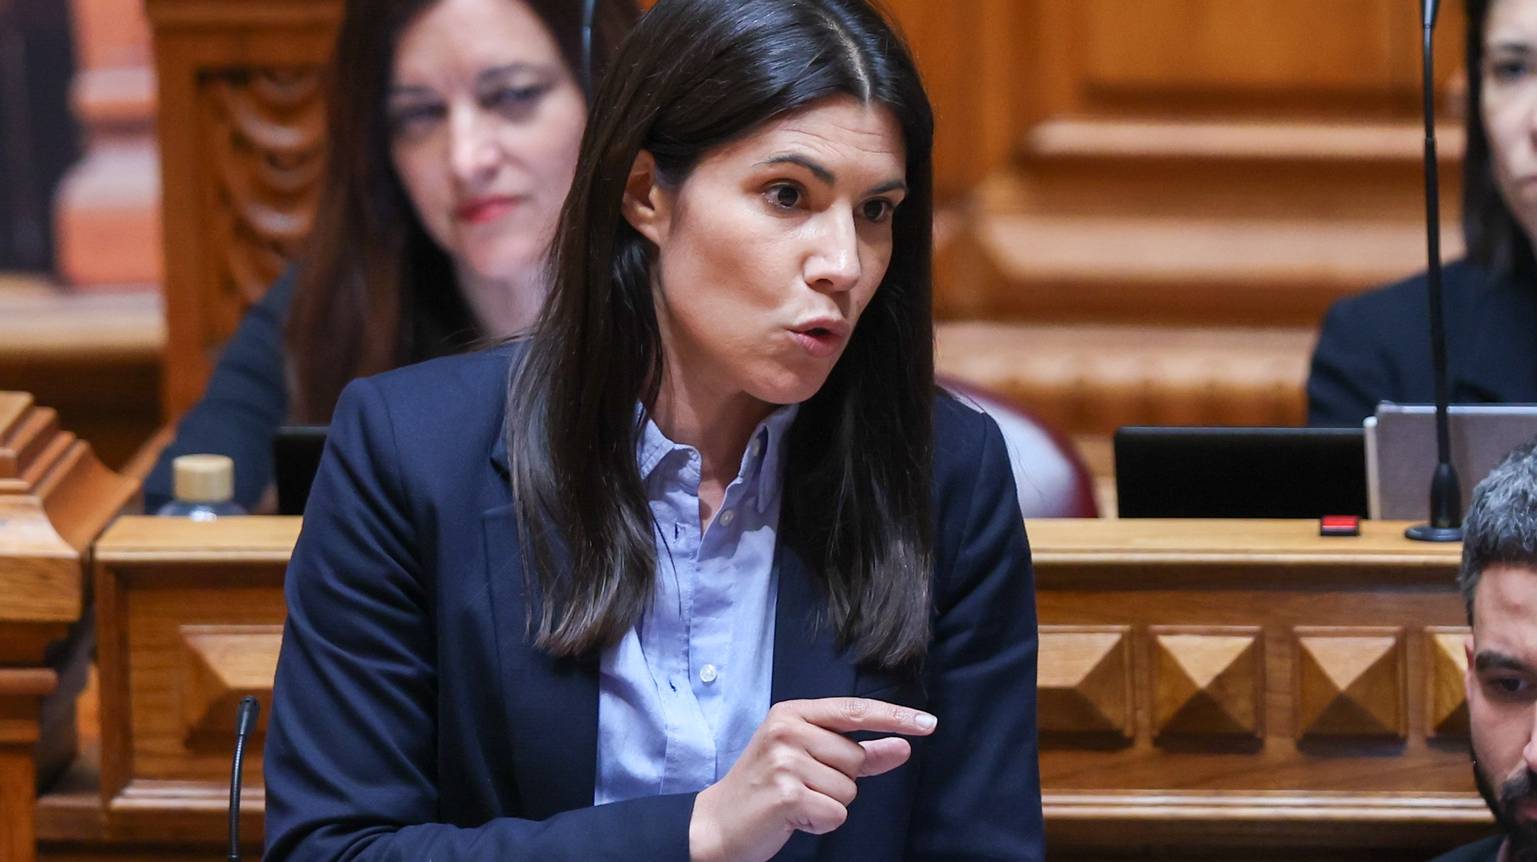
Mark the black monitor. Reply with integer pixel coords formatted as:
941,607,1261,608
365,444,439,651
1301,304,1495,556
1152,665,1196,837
273,425,328,516
1114,426,1367,519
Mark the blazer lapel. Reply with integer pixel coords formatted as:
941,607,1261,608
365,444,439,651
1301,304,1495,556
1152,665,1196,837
483,438,599,817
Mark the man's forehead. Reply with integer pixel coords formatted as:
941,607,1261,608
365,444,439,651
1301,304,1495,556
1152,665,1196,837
1473,564,1537,650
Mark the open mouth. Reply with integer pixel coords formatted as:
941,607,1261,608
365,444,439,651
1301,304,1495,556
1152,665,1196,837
789,325,844,358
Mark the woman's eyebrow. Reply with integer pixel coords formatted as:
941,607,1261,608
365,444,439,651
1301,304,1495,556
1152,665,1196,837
1487,40,1535,55
756,153,907,195
757,154,835,184
388,84,437,99
477,62,552,84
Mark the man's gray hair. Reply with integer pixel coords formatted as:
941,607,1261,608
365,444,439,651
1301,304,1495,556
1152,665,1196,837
1459,437,1537,623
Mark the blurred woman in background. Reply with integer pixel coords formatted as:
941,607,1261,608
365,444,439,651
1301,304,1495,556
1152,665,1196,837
143,0,637,510
1308,0,1537,425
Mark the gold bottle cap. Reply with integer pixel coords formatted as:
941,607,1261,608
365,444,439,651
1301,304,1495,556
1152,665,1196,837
171,454,235,504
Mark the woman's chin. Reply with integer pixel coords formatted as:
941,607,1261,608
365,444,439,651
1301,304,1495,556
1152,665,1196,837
747,368,834,407
457,245,545,285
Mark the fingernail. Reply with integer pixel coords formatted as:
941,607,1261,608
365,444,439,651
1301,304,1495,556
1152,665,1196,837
915,712,937,731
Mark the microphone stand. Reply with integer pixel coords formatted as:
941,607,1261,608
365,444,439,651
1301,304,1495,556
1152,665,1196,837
1406,0,1463,542
228,696,261,861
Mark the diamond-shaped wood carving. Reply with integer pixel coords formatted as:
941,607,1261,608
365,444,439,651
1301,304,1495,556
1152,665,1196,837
1151,627,1263,739
178,624,282,743
1037,626,1132,739
1426,626,1471,739
1295,627,1404,739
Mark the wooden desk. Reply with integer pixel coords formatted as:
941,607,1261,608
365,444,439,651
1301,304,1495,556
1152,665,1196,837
0,393,134,862
46,516,1485,860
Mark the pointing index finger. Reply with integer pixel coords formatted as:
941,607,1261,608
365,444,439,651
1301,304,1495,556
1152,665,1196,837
789,697,938,736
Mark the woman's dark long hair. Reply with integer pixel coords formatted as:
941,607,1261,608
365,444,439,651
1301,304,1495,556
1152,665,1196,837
1465,0,1537,280
285,0,638,422
509,0,936,669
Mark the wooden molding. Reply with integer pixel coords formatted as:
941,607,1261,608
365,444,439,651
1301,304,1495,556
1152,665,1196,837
1295,628,1406,740
1038,625,1133,741
177,625,281,744
1151,627,1264,740
1425,627,1471,740
0,392,135,862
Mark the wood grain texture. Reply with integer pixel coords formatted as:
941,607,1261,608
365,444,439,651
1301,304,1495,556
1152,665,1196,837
1039,626,1133,740
1426,627,1472,739
1,392,134,862
92,515,294,841
147,0,339,417
1150,627,1263,739
1032,521,1483,854
1294,628,1406,739
71,516,1493,857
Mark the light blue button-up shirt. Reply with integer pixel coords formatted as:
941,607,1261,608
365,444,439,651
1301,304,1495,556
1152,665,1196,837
594,405,799,805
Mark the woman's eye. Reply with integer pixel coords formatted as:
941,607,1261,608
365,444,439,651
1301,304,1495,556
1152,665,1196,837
388,104,444,136
861,198,895,223
486,84,549,116
1490,58,1532,84
767,184,803,210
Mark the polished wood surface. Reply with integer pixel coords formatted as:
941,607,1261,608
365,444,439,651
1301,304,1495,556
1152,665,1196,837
44,516,1488,859
1026,520,1479,855
89,516,292,851
0,283,162,471
0,393,135,862
147,0,338,418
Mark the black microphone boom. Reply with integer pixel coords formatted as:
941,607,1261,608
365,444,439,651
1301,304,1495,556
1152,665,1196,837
228,696,261,862
1406,0,1462,542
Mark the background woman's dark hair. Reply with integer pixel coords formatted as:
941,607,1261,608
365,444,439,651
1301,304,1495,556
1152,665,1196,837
1464,0,1537,279
510,0,937,669
286,0,638,422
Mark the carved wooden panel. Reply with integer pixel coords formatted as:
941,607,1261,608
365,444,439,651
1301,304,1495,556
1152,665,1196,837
1426,626,1471,740
177,625,281,745
1038,625,1132,741
1150,626,1263,740
1295,627,1406,740
151,0,342,417
197,67,324,343
1028,0,1466,123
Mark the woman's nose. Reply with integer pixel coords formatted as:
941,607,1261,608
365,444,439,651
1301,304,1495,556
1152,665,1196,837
803,212,860,293
449,106,500,186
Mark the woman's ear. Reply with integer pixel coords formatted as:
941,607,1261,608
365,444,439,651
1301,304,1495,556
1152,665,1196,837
621,150,670,245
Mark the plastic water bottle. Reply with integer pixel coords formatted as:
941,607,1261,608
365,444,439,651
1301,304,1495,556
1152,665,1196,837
155,454,246,520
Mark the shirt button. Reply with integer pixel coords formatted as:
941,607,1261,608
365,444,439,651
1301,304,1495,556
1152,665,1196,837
699,663,718,684
719,510,736,527
750,438,763,458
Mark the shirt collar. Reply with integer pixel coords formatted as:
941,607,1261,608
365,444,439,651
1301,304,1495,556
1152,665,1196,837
635,403,800,514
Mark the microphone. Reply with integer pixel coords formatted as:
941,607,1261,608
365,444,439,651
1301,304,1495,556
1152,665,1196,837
1405,0,1462,542
580,0,597,100
228,696,261,861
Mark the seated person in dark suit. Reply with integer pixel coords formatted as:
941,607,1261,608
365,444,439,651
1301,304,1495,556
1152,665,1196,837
142,0,638,511
1308,0,1537,428
262,0,1042,858
1434,437,1537,862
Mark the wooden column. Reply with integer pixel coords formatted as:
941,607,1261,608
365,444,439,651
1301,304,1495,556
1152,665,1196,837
146,0,338,418
0,392,135,862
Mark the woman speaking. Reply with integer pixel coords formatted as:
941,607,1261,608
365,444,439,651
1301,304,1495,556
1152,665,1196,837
262,0,1042,858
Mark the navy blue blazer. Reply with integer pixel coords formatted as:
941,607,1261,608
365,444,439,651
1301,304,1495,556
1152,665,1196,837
262,346,1043,860
1307,259,1537,426
145,273,294,512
